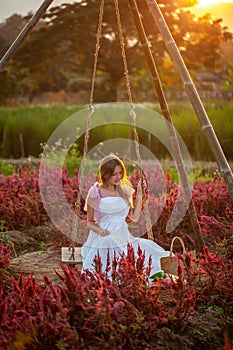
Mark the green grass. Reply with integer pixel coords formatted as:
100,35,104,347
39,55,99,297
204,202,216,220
170,101,233,161
0,102,232,161
0,105,84,158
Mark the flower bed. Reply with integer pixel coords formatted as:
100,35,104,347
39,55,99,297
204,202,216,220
0,243,233,349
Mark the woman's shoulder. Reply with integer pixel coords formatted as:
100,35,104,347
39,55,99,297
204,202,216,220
87,182,101,198
84,183,102,215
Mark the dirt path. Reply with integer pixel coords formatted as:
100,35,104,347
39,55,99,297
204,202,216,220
6,223,74,284
11,249,63,284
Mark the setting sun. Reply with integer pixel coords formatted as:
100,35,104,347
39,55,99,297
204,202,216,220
198,0,233,6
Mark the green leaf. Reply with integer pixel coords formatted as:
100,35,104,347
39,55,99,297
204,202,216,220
208,305,224,314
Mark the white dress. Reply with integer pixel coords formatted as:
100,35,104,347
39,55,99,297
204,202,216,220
82,183,170,277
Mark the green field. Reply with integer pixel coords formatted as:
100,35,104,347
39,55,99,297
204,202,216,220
0,101,232,161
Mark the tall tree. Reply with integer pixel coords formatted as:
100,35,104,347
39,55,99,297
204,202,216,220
0,14,25,45
2,0,232,102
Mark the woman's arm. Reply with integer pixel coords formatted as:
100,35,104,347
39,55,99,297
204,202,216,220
87,204,110,236
128,180,143,222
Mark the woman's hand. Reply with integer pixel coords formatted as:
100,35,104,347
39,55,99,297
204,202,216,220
128,179,143,222
86,218,110,236
99,228,111,236
136,178,143,199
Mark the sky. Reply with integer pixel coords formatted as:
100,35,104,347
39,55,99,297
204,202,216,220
0,0,72,22
198,0,233,5
0,0,233,22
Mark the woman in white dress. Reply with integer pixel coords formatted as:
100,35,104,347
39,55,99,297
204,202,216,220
82,154,169,277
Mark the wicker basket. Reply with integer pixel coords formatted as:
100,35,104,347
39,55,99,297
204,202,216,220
160,236,186,276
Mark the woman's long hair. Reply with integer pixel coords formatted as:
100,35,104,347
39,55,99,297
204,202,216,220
99,154,134,206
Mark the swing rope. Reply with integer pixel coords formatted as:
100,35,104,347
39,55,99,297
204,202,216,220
68,0,105,259
69,0,154,260
114,0,153,240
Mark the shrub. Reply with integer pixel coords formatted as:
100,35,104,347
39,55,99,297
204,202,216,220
0,245,232,349
0,242,12,290
0,164,232,252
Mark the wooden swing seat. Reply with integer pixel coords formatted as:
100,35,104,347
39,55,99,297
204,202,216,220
61,246,83,270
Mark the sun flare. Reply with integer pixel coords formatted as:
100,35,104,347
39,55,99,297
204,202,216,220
198,0,233,6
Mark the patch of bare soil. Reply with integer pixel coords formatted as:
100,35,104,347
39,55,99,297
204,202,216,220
11,249,63,284
155,309,233,350
7,223,69,283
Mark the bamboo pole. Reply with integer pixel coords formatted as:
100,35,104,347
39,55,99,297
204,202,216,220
146,0,233,200
128,0,205,251
0,0,54,72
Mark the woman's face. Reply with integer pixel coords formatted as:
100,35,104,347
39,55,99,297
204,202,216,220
106,165,123,187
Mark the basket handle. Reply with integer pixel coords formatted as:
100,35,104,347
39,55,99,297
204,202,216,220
169,236,186,257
